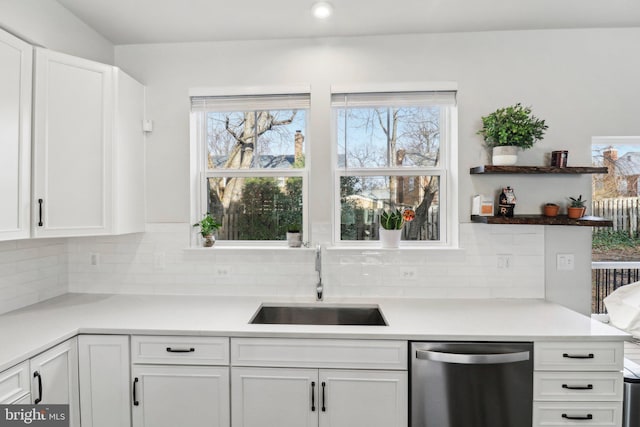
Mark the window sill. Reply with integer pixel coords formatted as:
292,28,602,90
184,245,315,252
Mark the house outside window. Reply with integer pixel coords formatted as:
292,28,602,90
332,90,458,246
190,92,310,243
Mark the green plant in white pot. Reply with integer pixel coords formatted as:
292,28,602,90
477,103,548,166
378,208,415,248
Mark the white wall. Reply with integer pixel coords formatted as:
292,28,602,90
106,28,640,313
0,0,114,64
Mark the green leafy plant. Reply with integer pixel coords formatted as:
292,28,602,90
569,195,587,208
477,103,548,149
380,209,404,230
193,213,221,237
380,208,415,230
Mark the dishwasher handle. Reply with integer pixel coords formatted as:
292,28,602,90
416,349,530,364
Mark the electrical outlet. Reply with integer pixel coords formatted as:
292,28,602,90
213,265,231,277
497,254,513,270
90,253,100,266
400,267,417,280
557,254,575,271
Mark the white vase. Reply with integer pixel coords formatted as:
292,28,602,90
492,146,519,166
379,228,402,248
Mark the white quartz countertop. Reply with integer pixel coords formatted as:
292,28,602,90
0,293,629,372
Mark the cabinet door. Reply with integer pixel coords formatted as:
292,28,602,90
0,28,31,241
231,367,317,427
30,338,80,427
318,369,407,427
132,365,229,427
78,335,131,427
33,48,114,237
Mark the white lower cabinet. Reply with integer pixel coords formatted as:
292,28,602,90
0,361,30,404
78,335,131,427
132,365,230,427
533,341,624,427
131,335,231,427
29,337,80,427
230,338,408,427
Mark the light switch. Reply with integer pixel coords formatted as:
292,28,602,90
557,254,575,271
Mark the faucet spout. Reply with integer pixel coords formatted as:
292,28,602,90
315,244,323,301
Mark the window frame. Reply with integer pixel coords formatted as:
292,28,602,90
189,87,310,246
330,87,459,248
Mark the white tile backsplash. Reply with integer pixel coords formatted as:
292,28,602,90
0,239,67,315
64,223,544,300
0,223,545,314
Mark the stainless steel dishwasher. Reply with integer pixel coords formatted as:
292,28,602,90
411,342,533,427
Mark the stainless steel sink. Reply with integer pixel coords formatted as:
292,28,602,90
250,304,387,326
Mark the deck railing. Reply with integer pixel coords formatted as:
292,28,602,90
592,261,640,313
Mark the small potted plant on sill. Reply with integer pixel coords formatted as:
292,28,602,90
543,203,560,217
477,103,548,166
193,213,221,247
286,225,302,248
379,208,415,248
567,195,587,219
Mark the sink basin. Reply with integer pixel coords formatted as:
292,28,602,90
250,304,387,326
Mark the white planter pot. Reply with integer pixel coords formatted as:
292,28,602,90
286,232,302,248
379,228,402,248
492,146,519,166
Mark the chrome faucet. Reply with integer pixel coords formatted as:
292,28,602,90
315,244,323,301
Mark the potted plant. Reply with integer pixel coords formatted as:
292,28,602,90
543,203,560,217
379,208,415,248
193,213,221,247
477,103,548,165
286,225,302,248
567,195,587,219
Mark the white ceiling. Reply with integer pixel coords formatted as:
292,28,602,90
55,0,640,45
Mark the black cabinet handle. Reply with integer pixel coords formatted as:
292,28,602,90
562,413,593,420
311,381,316,412
33,371,43,404
133,377,139,406
562,384,593,390
321,381,326,412
562,353,594,359
166,347,195,353
38,199,43,227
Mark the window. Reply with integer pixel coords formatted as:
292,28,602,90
191,92,309,242
332,90,457,246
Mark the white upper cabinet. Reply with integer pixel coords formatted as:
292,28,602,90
0,29,32,241
33,48,145,238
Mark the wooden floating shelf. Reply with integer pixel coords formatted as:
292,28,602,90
470,165,608,174
470,215,613,227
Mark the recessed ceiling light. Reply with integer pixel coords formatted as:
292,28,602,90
311,1,334,19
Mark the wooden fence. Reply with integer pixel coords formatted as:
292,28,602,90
592,197,640,236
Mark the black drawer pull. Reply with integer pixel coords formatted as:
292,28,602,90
38,199,43,227
311,381,316,412
562,413,593,420
562,353,594,359
133,377,139,406
562,384,593,390
321,381,326,412
33,371,43,404
166,347,195,353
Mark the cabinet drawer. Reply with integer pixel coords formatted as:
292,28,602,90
0,361,30,404
131,336,229,365
534,371,623,401
231,338,407,370
534,341,623,371
533,401,621,426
